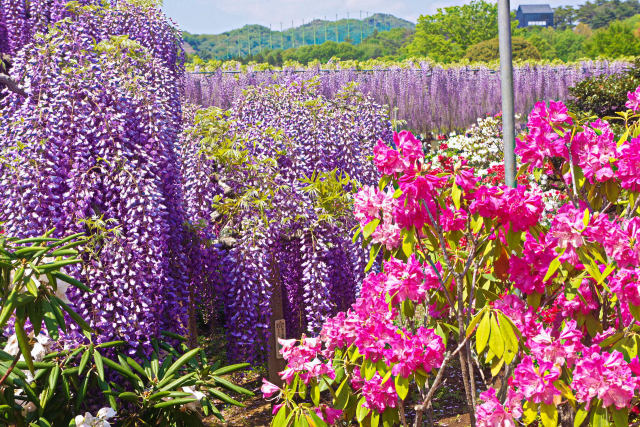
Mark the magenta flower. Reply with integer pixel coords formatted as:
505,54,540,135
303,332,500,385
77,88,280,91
261,379,280,398
314,405,343,424
476,388,517,427
511,356,561,405
373,140,404,175
572,346,637,409
626,86,640,112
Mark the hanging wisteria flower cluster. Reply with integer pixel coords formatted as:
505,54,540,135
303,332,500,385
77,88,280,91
263,87,640,426
0,0,189,352
181,80,393,362
184,60,629,133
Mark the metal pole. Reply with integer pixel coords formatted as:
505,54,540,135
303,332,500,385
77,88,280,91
498,0,516,188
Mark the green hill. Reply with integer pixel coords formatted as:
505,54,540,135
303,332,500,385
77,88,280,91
183,13,415,60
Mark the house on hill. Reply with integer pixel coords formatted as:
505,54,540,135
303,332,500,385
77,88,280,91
516,4,554,28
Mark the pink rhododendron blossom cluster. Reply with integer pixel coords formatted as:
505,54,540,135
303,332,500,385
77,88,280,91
572,346,638,409
268,90,640,425
626,86,640,112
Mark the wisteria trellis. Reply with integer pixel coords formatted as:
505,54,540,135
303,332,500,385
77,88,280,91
185,61,630,133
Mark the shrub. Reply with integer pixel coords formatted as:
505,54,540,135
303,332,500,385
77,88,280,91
464,37,542,62
569,57,640,117
263,88,640,426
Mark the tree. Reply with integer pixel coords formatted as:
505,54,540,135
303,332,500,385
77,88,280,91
406,0,506,62
584,20,640,57
464,37,542,62
554,5,577,29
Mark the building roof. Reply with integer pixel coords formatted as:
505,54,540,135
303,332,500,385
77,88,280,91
517,4,554,14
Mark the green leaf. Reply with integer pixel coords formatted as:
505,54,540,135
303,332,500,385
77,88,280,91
213,376,254,396
540,403,558,427
15,316,34,374
476,311,490,354
211,363,250,376
153,398,197,409
208,388,244,407
365,244,382,272
118,392,139,402
162,347,201,380
452,183,462,210
356,397,369,423
394,375,409,400
333,377,350,410
488,314,504,359
311,383,320,406
523,401,538,425
94,349,105,381
498,313,518,364
543,256,561,282
611,407,628,427
101,356,142,384
51,296,92,332
363,219,380,239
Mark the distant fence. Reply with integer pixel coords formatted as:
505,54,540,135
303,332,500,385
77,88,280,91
185,61,630,132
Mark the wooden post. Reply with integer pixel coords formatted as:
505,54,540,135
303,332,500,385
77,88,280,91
267,256,287,385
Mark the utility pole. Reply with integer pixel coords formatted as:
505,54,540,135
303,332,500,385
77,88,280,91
324,16,328,43
292,20,295,48
347,12,350,42
302,19,305,46
314,20,317,45
498,0,516,188
335,14,339,42
270,24,273,50
280,22,284,49
360,10,363,43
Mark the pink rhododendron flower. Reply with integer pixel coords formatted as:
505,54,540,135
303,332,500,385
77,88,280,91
616,137,640,192
610,268,640,307
512,356,561,404
626,86,640,112
574,120,617,183
516,101,572,167
314,405,343,424
528,320,583,367
555,279,599,318
384,255,427,304
548,204,589,266
388,327,444,378
602,217,640,268
261,379,280,398
441,207,468,232
395,130,423,165
455,168,480,193
373,140,404,175
572,346,637,409
508,232,556,294
476,388,517,427
353,371,398,413
370,220,402,250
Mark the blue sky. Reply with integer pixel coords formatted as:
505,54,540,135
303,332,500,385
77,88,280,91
162,0,585,34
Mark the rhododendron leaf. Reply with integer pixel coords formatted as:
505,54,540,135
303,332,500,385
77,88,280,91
598,264,616,286
476,311,490,355
365,244,382,273
299,380,307,400
378,176,391,191
527,292,542,310
618,128,630,147
540,403,558,427
585,313,603,337
617,336,638,359
522,401,538,424
362,359,376,381
395,375,409,400
498,313,518,364
574,406,590,427
604,180,621,203
392,189,402,199
488,314,504,359
611,407,628,427
466,309,486,338
490,356,503,377
356,397,369,422
311,383,320,406
592,406,608,427
363,219,380,239
308,411,328,427
352,227,361,244
543,256,561,282
506,229,522,255
414,369,427,389
553,379,575,402
370,411,380,427
471,216,484,234
452,183,462,210
272,404,287,426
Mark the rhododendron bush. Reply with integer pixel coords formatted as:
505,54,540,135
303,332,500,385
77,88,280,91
264,88,640,426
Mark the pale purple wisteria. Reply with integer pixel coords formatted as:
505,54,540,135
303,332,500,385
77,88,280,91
185,61,628,132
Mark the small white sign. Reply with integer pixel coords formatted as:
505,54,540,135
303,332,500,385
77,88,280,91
275,319,286,359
